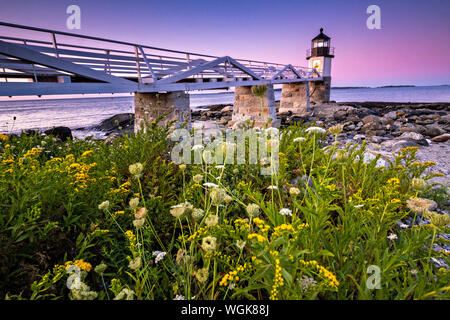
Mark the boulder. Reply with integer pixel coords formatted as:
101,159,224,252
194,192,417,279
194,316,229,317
392,139,423,152
438,114,450,125
98,113,134,132
380,116,394,126
424,124,445,137
398,124,425,134
431,133,450,143
362,115,381,125
333,110,348,121
370,136,385,144
398,132,424,141
353,134,366,142
44,126,73,141
221,106,233,112
384,110,399,120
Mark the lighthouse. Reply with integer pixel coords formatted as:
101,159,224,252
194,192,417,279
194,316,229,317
274,28,336,115
306,28,334,103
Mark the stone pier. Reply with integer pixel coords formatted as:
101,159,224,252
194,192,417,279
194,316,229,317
134,91,191,132
231,84,280,127
279,77,331,114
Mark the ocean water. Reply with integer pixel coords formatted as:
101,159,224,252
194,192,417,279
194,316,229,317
0,85,448,138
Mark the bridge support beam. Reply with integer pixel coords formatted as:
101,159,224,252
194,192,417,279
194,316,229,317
134,91,191,132
231,84,279,127
279,77,331,114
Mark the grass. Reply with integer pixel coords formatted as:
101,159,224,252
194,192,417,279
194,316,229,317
0,122,448,300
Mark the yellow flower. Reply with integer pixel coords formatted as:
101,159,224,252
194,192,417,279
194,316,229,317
81,150,93,157
65,259,92,272
270,258,284,300
248,233,266,243
387,178,400,185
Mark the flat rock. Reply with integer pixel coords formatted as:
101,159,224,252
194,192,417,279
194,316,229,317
431,133,450,143
392,139,422,152
398,132,424,141
221,105,233,112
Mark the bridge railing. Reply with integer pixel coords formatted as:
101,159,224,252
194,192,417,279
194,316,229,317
0,21,319,85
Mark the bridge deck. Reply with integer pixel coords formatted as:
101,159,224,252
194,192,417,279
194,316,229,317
0,22,321,96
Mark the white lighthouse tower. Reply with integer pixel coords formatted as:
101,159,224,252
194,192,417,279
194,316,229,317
306,28,334,102
306,27,334,77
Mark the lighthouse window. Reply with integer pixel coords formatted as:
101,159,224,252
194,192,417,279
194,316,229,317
318,42,324,47
323,41,328,47
313,42,318,48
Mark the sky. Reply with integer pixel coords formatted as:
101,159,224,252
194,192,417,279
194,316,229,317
0,0,449,87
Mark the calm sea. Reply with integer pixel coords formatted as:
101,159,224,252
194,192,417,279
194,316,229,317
0,85,448,139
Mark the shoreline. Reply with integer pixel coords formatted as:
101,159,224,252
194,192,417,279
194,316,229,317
2,101,449,137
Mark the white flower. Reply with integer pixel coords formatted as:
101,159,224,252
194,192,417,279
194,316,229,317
305,127,326,135
399,223,409,229
215,165,225,169
235,240,246,251
98,200,110,211
293,137,306,143
129,163,144,177
203,182,219,188
353,204,364,209
173,295,185,300
205,214,219,227
387,233,398,241
192,144,204,151
153,251,167,264
299,276,317,292
128,257,141,270
267,185,278,190
279,208,292,216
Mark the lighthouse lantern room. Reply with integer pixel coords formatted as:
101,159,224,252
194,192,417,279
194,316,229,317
306,28,334,77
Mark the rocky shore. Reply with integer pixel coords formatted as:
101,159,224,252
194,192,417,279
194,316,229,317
191,101,450,183
38,100,450,185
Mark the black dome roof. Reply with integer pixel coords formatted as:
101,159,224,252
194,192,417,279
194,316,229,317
312,28,330,41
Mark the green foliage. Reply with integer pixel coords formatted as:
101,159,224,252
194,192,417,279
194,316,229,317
0,123,448,300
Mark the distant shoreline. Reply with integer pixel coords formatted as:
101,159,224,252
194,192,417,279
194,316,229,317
332,85,418,89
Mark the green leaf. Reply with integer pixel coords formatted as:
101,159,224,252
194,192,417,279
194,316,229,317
318,249,335,258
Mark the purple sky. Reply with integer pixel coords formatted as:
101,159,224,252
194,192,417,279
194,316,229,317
0,0,449,86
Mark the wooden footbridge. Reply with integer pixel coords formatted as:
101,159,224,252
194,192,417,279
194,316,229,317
0,22,322,96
